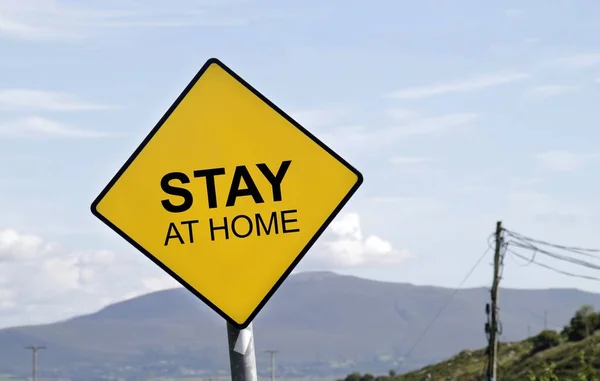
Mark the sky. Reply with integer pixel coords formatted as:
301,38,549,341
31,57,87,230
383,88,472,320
2,0,600,328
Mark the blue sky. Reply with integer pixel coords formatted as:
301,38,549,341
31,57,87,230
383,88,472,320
2,0,600,327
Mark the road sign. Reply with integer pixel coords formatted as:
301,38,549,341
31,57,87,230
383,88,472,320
91,58,363,329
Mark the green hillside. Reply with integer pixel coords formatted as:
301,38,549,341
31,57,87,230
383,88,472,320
339,305,600,381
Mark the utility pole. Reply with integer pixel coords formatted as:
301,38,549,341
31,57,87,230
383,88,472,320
265,350,278,381
486,221,503,381
25,345,46,381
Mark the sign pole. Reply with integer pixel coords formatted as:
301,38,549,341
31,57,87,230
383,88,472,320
227,322,258,381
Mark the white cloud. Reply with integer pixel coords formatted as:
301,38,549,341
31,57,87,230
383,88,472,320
0,228,180,328
527,85,578,98
0,117,116,138
0,229,55,261
387,72,530,99
303,213,414,269
535,150,597,172
555,53,600,68
0,0,248,41
0,89,116,111
141,276,181,292
0,290,16,309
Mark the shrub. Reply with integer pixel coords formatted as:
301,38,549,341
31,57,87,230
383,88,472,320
564,305,596,342
360,373,375,381
531,330,561,354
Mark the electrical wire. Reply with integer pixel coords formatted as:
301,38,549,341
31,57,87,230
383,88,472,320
403,234,494,359
508,248,600,281
506,230,600,263
504,228,600,256
508,240,600,270
506,245,537,267
503,227,600,280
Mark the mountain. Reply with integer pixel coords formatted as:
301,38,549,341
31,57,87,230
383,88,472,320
2,271,600,381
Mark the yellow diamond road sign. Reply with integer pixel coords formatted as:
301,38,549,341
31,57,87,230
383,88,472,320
91,58,363,329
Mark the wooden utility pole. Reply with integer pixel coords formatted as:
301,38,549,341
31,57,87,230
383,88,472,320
487,221,503,381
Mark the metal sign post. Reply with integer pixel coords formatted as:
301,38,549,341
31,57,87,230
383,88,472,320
227,322,258,381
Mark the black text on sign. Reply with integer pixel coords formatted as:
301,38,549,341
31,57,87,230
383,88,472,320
160,160,300,245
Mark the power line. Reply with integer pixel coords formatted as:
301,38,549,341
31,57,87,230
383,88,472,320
504,228,600,254
502,226,600,281
403,234,494,359
508,249,600,281
508,240,600,270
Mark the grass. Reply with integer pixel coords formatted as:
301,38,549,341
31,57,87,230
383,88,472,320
392,332,600,381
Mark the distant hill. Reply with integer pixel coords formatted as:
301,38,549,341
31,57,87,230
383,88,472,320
2,271,600,381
